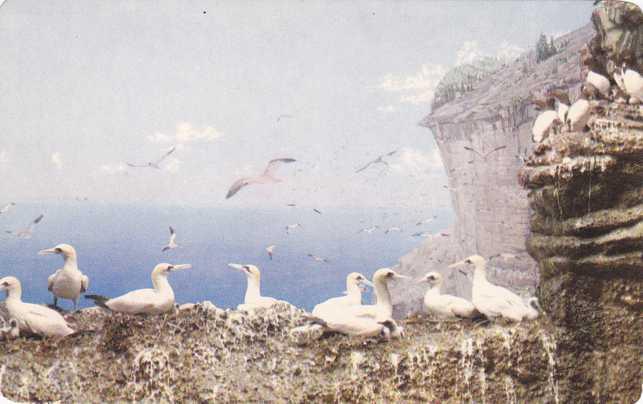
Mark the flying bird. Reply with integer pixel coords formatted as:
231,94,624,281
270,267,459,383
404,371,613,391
463,145,507,160
0,202,16,215
266,245,276,260
6,214,44,239
411,232,431,238
285,223,303,234
162,226,179,252
276,114,294,122
384,227,402,234
357,226,379,234
226,158,297,199
416,216,437,226
355,149,397,173
307,253,330,263
127,146,176,169
313,208,322,215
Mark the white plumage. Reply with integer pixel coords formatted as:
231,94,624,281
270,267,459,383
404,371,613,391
39,244,90,310
0,276,74,337
449,255,539,322
566,88,592,132
162,226,178,252
228,263,286,310
622,66,643,104
586,71,611,98
532,110,559,142
86,263,190,314
312,272,372,318
419,272,477,319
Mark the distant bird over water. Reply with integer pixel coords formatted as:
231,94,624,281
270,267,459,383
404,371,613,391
285,223,303,234
226,158,296,199
357,225,379,234
127,146,176,169
6,214,44,239
0,202,16,215
266,244,276,260
463,145,507,160
162,226,179,252
39,244,89,310
355,149,397,173
307,253,329,263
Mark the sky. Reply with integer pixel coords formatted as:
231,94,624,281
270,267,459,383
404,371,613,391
0,0,593,208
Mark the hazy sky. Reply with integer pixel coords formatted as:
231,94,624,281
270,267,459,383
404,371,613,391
0,0,592,208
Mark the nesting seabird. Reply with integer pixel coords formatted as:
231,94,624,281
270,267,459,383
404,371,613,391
85,263,191,314
226,158,296,199
449,255,538,322
586,71,611,98
39,244,90,310
127,146,176,169
566,86,592,132
0,202,15,215
0,276,74,337
549,88,570,123
531,97,559,142
418,272,477,319
312,272,373,318
621,65,643,104
266,244,276,260
355,149,397,173
346,267,409,321
228,263,285,310
162,226,179,252
5,214,44,239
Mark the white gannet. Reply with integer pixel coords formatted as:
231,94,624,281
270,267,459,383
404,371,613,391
346,267,410,321
6,214,44,239
225,158,297,199
285,223,303,234
549,88,570,123
307,312,395,339
266,244,276,260
39,244,90,310
566,86,592,132
449,255,535,322
355,149,397,173
525,297,541,320
622,65,643,104
0,202,15,215
0,276,74,337
85,263,191,314
531,97,559,142
228,263,285,310
162,226,178,252
127,146,176,169
312,272,373,318
586,71,611,98
307,253,329,263
419,272,478,319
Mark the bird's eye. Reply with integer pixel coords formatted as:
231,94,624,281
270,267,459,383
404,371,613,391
465,259,471,264
55,248,62,253
386,272,394,278
2,282,9,287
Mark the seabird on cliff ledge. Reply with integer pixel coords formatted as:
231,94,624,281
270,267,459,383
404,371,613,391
85,263,191,314
621,65,643,104
39,243,90,310
312,272,373,318
0,276,74,337
449,255,539,322
418,272,478,319
228,263,286,310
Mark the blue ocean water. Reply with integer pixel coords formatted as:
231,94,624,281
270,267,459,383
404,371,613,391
0,203,452,311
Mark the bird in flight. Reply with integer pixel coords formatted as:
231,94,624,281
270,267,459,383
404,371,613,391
162,226,179,252
127,146,176,169
355,149,397,173
276,114,294,122
357,225,379,234
411,231,431,238
266,245,276,260
6,214,44,239
285,223,303,234
0,202,16,215
226,158,297,199
416,216,437,226
313,208,322,215
307,253,329,264
463,145,506,161
384,227,402,234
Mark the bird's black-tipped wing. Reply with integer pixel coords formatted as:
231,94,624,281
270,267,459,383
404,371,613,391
154,146,176,165
263,158,296,177
169,226,175,235
127,162,148,168
226,178,252,199
463,146,483,157
33,214,44,225
483,145,507,158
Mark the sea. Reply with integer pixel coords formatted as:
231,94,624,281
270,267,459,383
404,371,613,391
0,202,453,311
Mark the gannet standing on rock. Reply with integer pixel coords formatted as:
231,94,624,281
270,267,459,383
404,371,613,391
228,263,286,310
39,244,89,310
621,65,643,104
312,272,373,318
0,276,74,337
449,255,539,322
586,71,611,98
566,86,593,132
549,88,570,123
85,263,191,314
531,96,559,142
418,272,478,319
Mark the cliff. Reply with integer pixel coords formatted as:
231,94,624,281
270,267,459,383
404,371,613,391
392,24,595,316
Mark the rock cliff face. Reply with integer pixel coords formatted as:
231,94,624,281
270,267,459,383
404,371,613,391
518,2,642,401
392,24,596,316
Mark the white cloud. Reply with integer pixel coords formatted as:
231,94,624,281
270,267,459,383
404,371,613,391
376,105,396,113
163,157,181,174
147,122,224,146
496,41,525,62
51,152,63,169
0,149,9,164
376,64,448,105
100,163,127,175
455,41,485,66
390,147,443,175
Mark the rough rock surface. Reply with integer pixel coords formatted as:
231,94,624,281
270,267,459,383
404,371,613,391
392,24,595,317
0,303,562,403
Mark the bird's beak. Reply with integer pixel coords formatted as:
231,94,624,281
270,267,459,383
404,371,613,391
228,263,244,271
448,260,466,269
393,273,411,280
360,279,374,288
170,264,192,271
38,248,58,256
415,278,427,284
